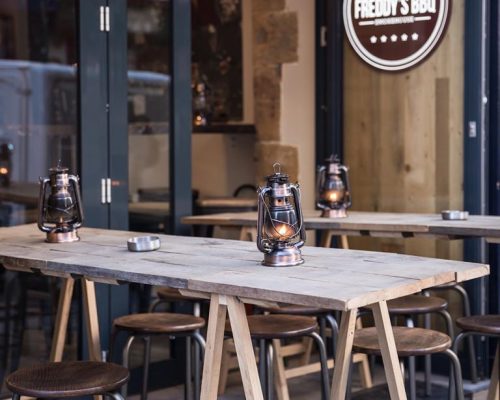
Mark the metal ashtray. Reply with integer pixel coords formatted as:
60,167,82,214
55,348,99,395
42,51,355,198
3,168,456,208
127,236,161,252
441,210,469,221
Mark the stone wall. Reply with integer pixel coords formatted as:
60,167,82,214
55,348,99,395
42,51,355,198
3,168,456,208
252,0,300,183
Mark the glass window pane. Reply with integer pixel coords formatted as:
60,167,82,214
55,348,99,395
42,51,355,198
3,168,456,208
0,0,78,377
0,1,78,227
127,0,172,234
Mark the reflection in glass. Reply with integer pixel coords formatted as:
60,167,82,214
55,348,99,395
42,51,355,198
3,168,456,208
127,1,172,235
0,0,79,385
0,1,78,227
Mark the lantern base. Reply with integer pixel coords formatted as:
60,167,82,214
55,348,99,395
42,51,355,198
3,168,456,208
262,246,304,267
321,208,347,218
46,229,80,243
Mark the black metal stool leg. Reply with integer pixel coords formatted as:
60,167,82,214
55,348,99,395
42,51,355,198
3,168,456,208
408,354,417,400
325,314,339,356
121,335,136,399
192,331,206,400
259,338,266,394
452,285,478,383
450,331,472,400
106,391,126,400
444,348,464,400
405,317,417,400
141,336,151,400
185,336,192,400
309,331,330,400
266,341,274,400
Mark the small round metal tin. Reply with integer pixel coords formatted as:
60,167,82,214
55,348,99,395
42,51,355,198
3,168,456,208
127,236,161,252
441,210,469,221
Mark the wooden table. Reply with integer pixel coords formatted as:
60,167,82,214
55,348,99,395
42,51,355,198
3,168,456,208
181,210,500,246
0,224,489,400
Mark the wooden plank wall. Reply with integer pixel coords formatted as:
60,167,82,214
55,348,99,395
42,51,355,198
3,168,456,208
344,1,465,263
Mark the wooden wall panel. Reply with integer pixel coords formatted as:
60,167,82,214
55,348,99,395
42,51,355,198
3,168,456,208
344,0,464,261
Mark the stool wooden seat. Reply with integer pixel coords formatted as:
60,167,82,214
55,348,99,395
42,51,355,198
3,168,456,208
6,361,128,399
225,314,329,400
451,315,500,399
387,295,447,314
353,327,464,400
156,287,202,302
110,312,206,400
225,314,317,339
354,327,451,356
456,315,500,335
150,287,205,314
113,312,205,334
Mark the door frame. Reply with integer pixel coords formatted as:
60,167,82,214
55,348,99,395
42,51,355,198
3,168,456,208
77,1,192,386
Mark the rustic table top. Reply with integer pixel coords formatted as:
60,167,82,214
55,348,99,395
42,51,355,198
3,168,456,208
0,224,488,311
181,210,500,240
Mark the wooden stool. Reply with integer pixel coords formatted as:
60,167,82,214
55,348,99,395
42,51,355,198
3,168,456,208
6,361,129,400
353,326,464,400
262,304,339,352
386,294,453,400
150,287,204,315
225,314,330,400
430,282,478,382
451,315,500,399
149,287,206,398
110,312,206,400
262,305,372,391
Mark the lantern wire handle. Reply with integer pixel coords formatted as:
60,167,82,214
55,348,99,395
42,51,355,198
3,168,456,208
258,188,302,242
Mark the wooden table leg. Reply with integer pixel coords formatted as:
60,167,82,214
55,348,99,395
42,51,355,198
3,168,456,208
331,309,357,399
81,279,102,361
227,295,264,400
200,294,228,400
372,301,407,400
49,277,75,362
487,342,499,400
320,230,349,250
240,226,257,242
320,230,334,248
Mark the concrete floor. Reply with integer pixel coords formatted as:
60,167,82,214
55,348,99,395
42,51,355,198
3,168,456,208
129,363,491,400
3,303,492,400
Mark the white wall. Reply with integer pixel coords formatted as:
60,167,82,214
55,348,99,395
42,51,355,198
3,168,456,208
281,0,316,209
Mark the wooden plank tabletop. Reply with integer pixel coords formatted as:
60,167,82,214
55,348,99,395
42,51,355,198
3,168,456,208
0,224,488,311
181,210,500,239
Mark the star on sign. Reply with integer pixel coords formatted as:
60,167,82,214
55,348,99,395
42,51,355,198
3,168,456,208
380,35,388,43
401,34,408,41
412,33,419,41
370,35,377,44
391,34,398,42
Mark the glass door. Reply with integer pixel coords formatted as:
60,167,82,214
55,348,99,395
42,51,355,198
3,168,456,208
0,0,79,387
127,0,171,235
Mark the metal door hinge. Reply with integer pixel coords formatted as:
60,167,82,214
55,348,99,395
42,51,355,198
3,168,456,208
101,178,112,204
100,6,110,32
320,26,327,47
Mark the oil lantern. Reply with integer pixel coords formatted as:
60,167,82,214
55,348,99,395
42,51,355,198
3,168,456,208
37,165,84,243
256,163,306,267
316,155,351,218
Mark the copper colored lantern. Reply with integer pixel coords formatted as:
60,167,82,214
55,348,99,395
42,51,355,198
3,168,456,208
257,163,306,267
316,155,351,218
38,165,84,243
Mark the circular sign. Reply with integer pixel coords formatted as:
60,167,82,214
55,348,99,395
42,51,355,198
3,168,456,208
343,0,451,71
